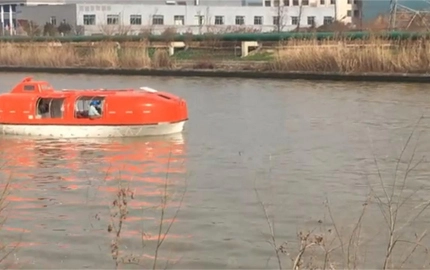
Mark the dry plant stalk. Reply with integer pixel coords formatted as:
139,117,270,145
107,151,186,270
151,151,186,270
108,180,136,269
0,175,21,268
0,176,11,265
255,115,430,270
367,115,430,269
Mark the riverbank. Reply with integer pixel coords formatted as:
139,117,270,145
2,66,430,83
1,39,430,83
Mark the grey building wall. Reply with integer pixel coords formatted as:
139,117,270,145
0,0,262,7
0,0,64,5
74,3,335,35
198,0,248,6
63,0,252,6
17,4,76,26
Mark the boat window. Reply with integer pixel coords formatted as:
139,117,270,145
35,98,65,119
40,84,53,91
74,96,105,119
24,85,35,91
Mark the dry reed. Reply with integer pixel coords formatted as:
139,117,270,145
0,38,429,73
270,38,430,73
0,41,174,69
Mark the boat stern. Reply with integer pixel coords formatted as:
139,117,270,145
123,91,189,131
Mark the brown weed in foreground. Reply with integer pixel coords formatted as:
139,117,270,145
0,177,11,264
107,151,187,270
0,175,21,267
256,116,430,270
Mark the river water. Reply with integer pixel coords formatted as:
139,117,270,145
0,73,430,269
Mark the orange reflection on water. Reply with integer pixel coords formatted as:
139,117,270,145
0,133,188,254
2,226,31,233
0,133,186,193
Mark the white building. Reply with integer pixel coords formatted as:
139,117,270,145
0,0,362,35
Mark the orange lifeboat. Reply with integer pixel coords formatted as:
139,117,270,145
0,77,188,138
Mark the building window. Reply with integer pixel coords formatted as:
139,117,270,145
214,16,224,25
347,0,351,3
50,16,56,25
152,15,164,25
264,0,271,6
130,14,142,25
174,15,185,25
307,16,315,25
107,14,119,25
83,14,96,25
292,0,298,5
235,16,245,25
330,0,335,4
194,15,204,25
254,16,263,25
320,0,325,4
347,10,352,16
291,16,298,25
323,16,333,24
274,0,280,6
302,0,309,5
273,16,279,25
353,9,360,17
283,0,289,5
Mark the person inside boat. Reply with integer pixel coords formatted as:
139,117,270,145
38,101,49,115
88,100,102,118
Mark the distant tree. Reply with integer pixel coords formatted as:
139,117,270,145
296,2,303,32
21,20,41,37
43,22,57,36
273,2,288,33
57,22,72,35
161,27,176,44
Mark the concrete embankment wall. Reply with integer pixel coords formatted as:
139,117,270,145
1,66,430,84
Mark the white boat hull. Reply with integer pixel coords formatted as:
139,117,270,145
0,121,186,138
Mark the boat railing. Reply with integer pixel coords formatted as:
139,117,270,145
60,88,135,92
140,86,158,93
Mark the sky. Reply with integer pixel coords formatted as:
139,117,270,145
363,0,430,20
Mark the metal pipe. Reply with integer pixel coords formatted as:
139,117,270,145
0,31,429,42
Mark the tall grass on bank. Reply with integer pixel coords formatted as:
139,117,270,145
0,42,174,69
256,116,430,269
270,38,430,73
3,38,430,73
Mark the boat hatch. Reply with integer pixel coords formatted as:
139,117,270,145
10,76,54,94
140,86,158,93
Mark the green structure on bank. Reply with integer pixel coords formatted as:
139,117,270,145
0,31,429,43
